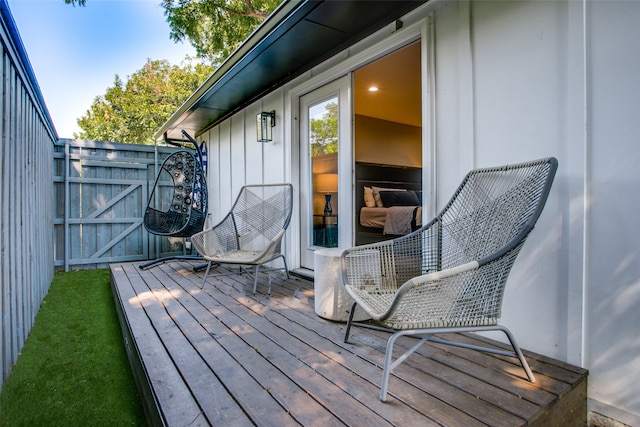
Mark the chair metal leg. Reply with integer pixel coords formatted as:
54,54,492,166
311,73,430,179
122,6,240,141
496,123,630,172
350,323,535,401
498,325,536,382
200,261,213,289
139,255,203,270
250,256,289,295
343,301,358,343
426,326,536,383
281,255,290,279
380,331,428,402
252,265,260,294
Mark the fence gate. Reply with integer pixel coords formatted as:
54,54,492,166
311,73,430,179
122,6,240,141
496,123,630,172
53,139,187,270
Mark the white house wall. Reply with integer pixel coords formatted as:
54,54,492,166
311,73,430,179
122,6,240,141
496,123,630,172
586,1,640,423
438,0,575,355
197,0,639,423
201,92,289,228
431,1,640,423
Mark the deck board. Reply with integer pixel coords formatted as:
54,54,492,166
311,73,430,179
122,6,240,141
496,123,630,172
110,261,588,427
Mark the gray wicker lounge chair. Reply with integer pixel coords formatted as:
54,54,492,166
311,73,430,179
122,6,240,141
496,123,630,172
191,183,293,294
341,157,558,401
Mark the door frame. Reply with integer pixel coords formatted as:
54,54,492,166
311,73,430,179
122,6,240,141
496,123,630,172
286,18,430,272
298,76,352,269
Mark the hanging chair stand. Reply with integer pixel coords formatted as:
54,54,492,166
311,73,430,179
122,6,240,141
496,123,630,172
139,130,209,270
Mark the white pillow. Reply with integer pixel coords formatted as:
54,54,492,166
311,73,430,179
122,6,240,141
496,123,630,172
371,186,407,208
363,187,375,207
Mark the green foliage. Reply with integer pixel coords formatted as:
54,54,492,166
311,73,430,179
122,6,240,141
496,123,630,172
65,0,283,143
162,0,282,64
65,0,282,64
310,102,339,156
75,58,214,145
0,269,144,426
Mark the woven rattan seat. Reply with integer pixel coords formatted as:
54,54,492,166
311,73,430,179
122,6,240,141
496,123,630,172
191,184,293,294
341,157,558,401
139,142,208,270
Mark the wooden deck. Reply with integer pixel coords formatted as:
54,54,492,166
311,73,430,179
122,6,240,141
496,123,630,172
110,261,588,427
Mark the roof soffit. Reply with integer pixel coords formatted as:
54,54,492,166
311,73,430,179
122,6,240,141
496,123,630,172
157,0,427,141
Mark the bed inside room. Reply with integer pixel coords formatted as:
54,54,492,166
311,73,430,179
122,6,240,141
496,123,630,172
355,162,422,245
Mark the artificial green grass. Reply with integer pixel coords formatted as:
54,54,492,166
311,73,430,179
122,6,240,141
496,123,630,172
0,269,145,426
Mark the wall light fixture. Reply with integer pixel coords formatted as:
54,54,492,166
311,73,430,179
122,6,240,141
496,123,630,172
257,111,276,142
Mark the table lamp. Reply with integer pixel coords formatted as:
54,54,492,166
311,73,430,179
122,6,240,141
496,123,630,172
317,173,338,215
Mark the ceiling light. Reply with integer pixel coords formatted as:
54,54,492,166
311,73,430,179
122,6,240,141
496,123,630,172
368,86,379,92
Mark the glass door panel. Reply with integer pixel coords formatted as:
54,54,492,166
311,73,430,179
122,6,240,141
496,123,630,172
310,98,339,248
299,76,351,269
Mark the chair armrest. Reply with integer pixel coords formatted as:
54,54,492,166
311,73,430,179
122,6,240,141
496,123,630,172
252,229,286,264
341,221,442,292
191,214,237,258
341,240,394,290
345,260,487,329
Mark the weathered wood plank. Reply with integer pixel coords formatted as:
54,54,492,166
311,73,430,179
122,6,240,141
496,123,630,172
122,263,252,426
177,261,563,426
142,264,313,427
169,262,492,426
112,264,209,426
110,266,165,427
163,263,395,427
111,261,589,427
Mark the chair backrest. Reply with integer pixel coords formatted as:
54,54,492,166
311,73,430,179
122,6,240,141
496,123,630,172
144,150,208,237
230,184,293,251
436,157,557,270
385,158,557,288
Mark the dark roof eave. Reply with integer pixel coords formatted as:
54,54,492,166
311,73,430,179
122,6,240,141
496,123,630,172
154,0,305,142
155,0,427,142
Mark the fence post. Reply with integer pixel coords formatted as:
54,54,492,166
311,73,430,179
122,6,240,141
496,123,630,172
64,140,70,272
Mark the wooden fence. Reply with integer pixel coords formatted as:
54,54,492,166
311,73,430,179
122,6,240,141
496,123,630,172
53,139,189,270
1,1,202,389
1,1,57,389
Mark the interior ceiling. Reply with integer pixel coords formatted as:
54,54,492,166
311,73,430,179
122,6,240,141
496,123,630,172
354,41,422,128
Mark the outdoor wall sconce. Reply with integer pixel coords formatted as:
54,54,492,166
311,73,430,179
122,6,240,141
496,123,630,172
257,111,276,142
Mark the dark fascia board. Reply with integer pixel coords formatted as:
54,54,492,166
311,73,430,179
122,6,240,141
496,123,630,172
156,0,426,141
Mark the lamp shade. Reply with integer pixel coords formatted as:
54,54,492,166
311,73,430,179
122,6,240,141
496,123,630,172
317,173,338,193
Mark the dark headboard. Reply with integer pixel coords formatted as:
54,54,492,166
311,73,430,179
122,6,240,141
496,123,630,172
355,162,422,212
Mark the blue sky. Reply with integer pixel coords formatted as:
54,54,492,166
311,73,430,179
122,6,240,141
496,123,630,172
7,0,196,138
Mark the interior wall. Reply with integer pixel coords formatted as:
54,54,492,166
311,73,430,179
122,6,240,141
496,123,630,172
354,115,422,167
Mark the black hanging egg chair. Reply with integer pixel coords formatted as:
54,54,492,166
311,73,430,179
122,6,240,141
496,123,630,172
139,130,208,269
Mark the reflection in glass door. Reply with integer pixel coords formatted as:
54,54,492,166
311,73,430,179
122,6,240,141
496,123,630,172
310,99,338,248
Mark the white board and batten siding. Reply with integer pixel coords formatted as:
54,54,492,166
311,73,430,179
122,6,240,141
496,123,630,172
196,1,640,424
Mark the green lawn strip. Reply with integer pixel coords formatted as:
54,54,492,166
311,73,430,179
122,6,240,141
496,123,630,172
0,269,145,426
